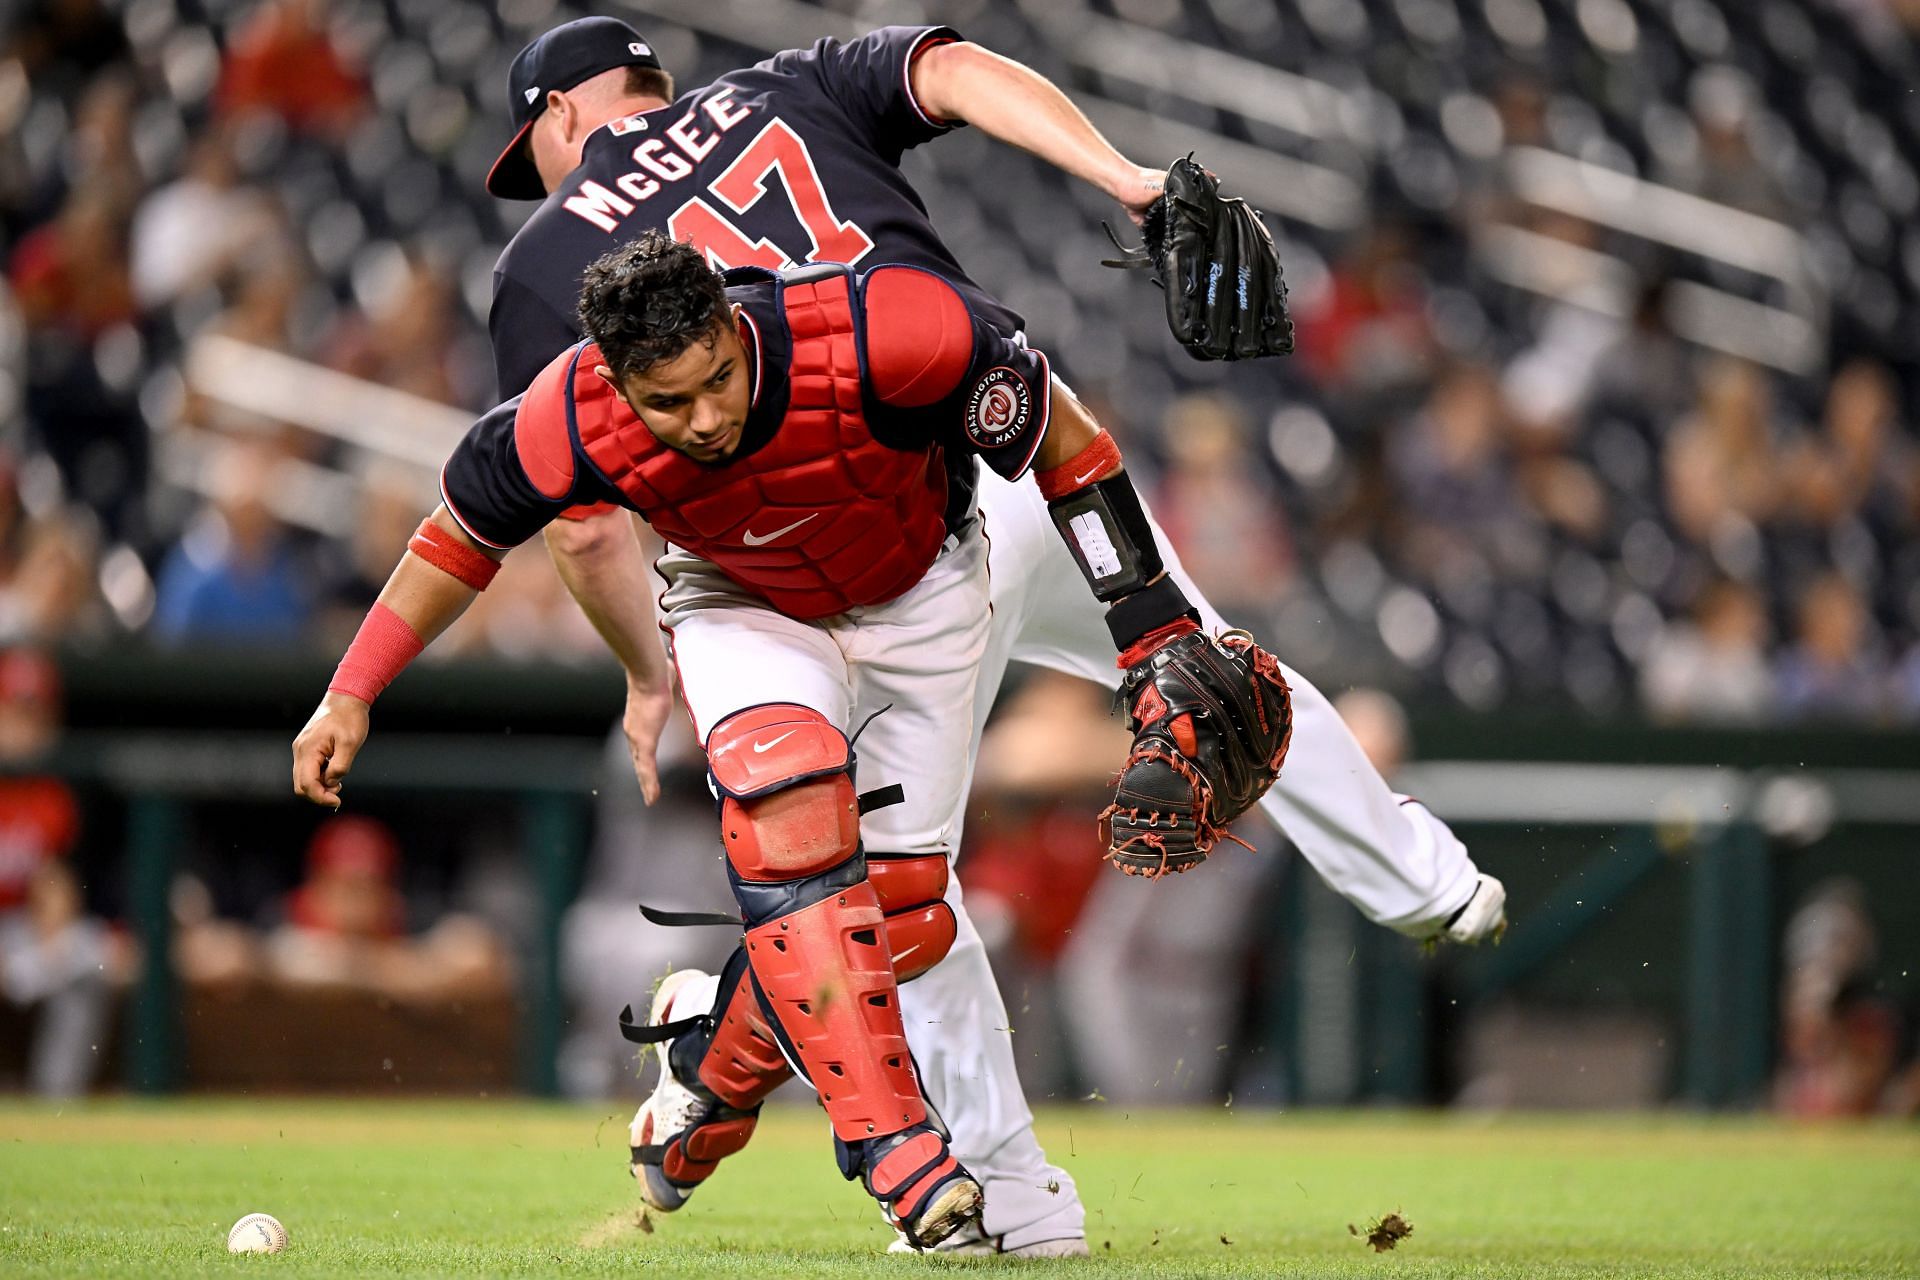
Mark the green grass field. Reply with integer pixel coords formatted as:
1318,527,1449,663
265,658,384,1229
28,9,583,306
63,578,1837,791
0,1100,1914,1277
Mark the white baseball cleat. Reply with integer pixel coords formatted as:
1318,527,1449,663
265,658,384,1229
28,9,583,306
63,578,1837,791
628,967,722,1212
1443,872,1508,945
888,1221,1090,1257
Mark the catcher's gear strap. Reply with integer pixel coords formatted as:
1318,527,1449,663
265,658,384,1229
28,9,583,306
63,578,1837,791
327,602,424,704
407,518,500,591
727,848,867,929
1103,573,1201,653
1034,430,1123,501
746,882,929,1142
1046,469,1166,604
869,852,956,983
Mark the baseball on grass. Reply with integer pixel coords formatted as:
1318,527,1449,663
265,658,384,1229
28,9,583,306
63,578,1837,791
226,1212,289,1254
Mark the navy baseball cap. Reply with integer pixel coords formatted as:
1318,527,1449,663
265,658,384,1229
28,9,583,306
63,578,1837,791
486,16,662,200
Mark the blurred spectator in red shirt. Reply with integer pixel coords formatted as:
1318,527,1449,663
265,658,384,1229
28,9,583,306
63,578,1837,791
0,648,117,1095
1776,879,1905,1116
283,816,406,942
269,815,510,1002
1296,222,1434,403
0,651,75,909
214,0,365,139
8,182,134,341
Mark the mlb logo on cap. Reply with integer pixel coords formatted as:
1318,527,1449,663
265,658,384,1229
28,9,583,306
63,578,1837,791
487,16,663,200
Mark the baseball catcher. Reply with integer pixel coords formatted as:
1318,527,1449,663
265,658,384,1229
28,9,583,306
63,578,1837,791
1105,154,1296,361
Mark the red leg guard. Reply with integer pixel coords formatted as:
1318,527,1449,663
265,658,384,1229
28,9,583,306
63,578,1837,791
870,853,957,983
657,1113,760,1187
745,882,926,1142
707,705,933,1146
695,957,794,1110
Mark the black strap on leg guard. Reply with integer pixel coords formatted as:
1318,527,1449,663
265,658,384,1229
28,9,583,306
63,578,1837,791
1046,470,1165,602
618,1002,706,1045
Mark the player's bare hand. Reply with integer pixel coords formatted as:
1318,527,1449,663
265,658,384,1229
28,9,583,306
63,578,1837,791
1109,162,1166,225
292,693,370,809
623,674,674,806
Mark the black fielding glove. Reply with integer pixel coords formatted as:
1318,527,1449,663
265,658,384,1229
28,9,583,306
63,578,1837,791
1104,624,1294,878
1104,155,1296,362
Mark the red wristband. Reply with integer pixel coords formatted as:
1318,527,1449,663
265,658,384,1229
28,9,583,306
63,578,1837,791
1116,617,1199,670
1035,431,1124,501
407,519,500,591
328,603,425,704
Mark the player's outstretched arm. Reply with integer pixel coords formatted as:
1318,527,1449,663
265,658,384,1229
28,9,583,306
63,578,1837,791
291,507,505,809
1028,384,1294,878
909,42,1163,222
542,509,673,804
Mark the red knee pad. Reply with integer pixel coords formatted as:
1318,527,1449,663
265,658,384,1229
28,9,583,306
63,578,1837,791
883,901,956,983
746,882,926,1142
868,853,948,913
708,705,859,881
721,781,860,881
870,854,954,982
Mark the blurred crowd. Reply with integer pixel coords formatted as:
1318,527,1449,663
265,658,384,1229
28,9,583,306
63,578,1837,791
0,0,1915,722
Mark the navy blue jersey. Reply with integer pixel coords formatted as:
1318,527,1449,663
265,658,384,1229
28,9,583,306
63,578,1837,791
491,24,1024,400
448,264,1050,551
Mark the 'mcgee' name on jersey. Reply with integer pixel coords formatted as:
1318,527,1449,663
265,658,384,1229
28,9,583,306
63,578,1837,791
491,24,1024,400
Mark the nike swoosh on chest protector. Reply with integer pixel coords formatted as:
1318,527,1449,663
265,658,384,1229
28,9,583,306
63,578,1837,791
741,513,819,546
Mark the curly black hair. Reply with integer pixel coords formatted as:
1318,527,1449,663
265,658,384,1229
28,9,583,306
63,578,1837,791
577,231,729,380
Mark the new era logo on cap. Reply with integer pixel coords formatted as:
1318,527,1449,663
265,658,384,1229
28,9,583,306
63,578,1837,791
524,87,539,103
629,42,650,56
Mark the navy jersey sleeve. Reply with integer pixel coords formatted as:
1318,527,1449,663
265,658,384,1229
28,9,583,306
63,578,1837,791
440,397,585,549
859,265,1051,482
802,25,963,159
491,271,584,400
952,313,1052,482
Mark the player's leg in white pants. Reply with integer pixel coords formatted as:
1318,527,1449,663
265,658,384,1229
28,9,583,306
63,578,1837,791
967,469,1480,938
661,529,1083,1249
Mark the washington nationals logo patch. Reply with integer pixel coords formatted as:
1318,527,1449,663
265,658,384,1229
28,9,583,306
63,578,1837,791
965,367,1033,451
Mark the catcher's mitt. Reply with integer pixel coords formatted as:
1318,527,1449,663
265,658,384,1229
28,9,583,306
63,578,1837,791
1104,155,1295,361
1104,627,1293,878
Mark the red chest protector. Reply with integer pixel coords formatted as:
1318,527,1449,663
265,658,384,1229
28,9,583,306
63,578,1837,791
568,271,951,621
